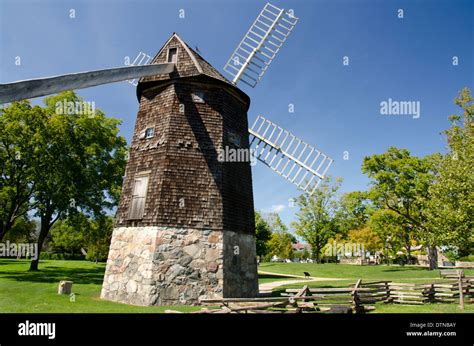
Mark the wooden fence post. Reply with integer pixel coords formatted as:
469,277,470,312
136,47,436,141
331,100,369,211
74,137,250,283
384,281,391,303
352,279,362,312
458,275,465,310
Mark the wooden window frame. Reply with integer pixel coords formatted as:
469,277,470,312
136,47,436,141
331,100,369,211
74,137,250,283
192,91,205,103
167,47,178,63
128,172,150,220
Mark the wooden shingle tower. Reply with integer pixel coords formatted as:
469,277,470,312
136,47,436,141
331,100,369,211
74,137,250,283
100,33,258,305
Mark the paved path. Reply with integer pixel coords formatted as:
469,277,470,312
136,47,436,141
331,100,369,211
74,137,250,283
258,270,345,292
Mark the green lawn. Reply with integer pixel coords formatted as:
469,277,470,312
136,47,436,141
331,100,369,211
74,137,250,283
259,262,474,280
0,259,201,313
258,273,296,283
0,259,472,313
0,259,301,312
266,263,474,313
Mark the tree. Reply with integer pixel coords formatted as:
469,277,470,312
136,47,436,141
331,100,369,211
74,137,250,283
19,91,127,271
337,191,371,235
267,232,295,260
50,213,88,255
347,227,382,255
50,213,114,262
362,148,439,268
263,212,295,259
301,247,310,259
426,88,473,258
291,177,341,263
3,217,37,243
265,214,296,260
255,210,272,258
369,208,417,263
264,212,288,233
0,101,42,240
84,215,114,262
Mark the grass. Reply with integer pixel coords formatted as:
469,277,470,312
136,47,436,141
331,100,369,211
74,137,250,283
0,259,472,313
257,273,296,284
0,259,201,313
459,255,474,262
259,262,474,280
0,259,307,312
273,280,474,313
374,303,474,313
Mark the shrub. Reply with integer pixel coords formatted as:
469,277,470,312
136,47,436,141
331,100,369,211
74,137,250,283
39,252,85,261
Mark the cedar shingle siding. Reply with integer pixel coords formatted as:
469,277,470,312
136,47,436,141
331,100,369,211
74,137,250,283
117,34,254,234
101,33,258,305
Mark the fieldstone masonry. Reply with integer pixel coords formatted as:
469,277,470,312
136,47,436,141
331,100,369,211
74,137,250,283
101,226,227,305
101,33,258,306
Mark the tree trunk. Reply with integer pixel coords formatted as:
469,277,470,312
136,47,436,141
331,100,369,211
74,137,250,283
0,220,14,241
315,249,321,264
29,213,52,271
405,245,412,265
427,246,438,270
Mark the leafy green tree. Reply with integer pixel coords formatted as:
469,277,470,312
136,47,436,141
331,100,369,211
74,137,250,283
264,212,288,233
84,215,114,262
0,101,43,240
426,88,473,258
267,233,295,259
50,213,114,262
347,227,382,254
255,210,272,258
50,213,88,255
291,177,342,263
368,208,417,263
264,212,298,259
3,217,37,243
301,247,310,259
337,191,371,235
11,91,128,271
362,147,438,268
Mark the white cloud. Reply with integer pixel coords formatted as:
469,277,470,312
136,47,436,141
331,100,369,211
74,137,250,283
267,204,286,213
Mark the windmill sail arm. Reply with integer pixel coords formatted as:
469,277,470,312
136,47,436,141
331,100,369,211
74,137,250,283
223,2,298,88
248,115,333,195
0,63,175,104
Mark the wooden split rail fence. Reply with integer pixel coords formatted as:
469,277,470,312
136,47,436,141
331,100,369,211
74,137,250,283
167,271,473,314
357,278,473,305
196,282,375,314
281,280,375,313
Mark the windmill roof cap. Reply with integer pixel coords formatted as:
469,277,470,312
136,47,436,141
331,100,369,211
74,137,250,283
137,33,249,105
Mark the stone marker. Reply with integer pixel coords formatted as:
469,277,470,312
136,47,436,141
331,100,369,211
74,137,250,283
58,281,73,295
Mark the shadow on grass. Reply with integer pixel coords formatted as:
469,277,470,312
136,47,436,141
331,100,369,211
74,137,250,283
271,282,350,297
381,267,433,273
0,263,106,285
0,260,24,265
258,273,293,280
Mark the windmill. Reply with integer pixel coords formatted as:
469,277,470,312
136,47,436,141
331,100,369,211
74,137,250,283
0,2,332,306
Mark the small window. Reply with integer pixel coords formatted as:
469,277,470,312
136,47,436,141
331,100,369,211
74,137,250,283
167,48,178,63
192,91,205,103
145,127,155,139
129,175,149,219
228,131,241,146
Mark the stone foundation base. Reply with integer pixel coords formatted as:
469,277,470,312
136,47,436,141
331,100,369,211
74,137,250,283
101,226,257,306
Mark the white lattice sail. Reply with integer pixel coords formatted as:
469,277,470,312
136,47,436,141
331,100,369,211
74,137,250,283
223,2,299,87
249,115,333,195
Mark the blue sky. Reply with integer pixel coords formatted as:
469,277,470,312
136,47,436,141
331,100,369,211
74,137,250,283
1,0,472,229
